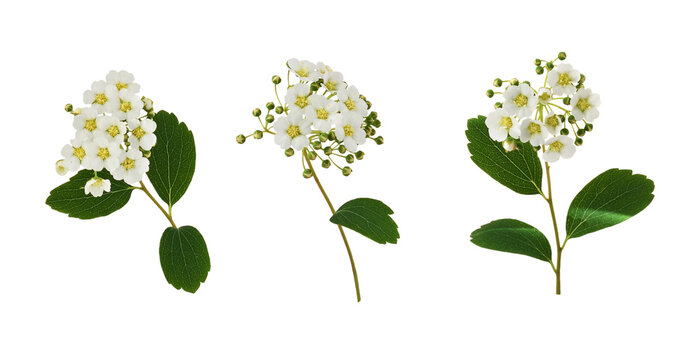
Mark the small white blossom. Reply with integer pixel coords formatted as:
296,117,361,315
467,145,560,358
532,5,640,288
571,88,600,122
519,118,548,146
60,138,89,171
334,112,366,153
503,84,537,118
274,111,311,150
316,62,332,76
55,160,68,175
84,177,111,197
542,112,564,135
543,136,576,162
547,64,580,95
287,58,320,82
306,94,340,133
537,88,553,105
142,97,153,111
285,83,312,113
337,85,368,117
106,70,140,93
486,109,521,141
502,140,517,152
96,115,126,143
114,89,143,121
83,81,118,113
72,107,100,141
112,148,150,184
83,137,123,172
323,71,344,92
128,118,157,150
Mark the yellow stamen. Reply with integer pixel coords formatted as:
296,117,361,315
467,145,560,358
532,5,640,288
120,100,132,112
316,108,329,120
107,125,120,137
84,119,97,131
343,124,354,137
499,116,513,129
576,98,591,111
539,92,551,102
545,115,559,128
286,125,301,138
115,82,128,91
97,147,110,160
514,94,528,107
294,96,308,109
557,73,571,86
132,126,146,139
297,68,309,78
344,98,356,111
94,93,108,105
326,81,337,91
549,140,564,152
73,147,86,160
527,122,541,134
122,158,135,170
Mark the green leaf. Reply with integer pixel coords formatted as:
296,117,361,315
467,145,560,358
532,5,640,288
470,219,552,262
147,110,196,207
566,168,655,240
159,225,211,293
46,169,134,219
329,198,399,245
466,115,543,195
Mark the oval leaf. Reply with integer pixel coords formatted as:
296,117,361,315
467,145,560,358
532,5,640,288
466,116,543,195
147,111,196,207
159,225,210,293
46,170,134,219
471,219,552,262
329,198,399,245
566,168,655,240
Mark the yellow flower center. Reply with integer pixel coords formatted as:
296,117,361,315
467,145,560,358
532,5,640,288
107,125,120,137
92,178,103,187
115,82,128,91
97,147,110,160
286,125,301,138
132,126,146,139
73,147,86,160
316,108,329,120
539,92,551,102
527,122,541,134
294,96,308,109
557,73,571,86
549,140,564,152
84,119,97,131
545,115,559,128
576,98,591,111
514,94,528,107
122,157,135,170
94,93,108,105
297,68,309,78
120,100,132,112
343,124,354,137
326,81,337,91
499,116,513,129
344,98,356,111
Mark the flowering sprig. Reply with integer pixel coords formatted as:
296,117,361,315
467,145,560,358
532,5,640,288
47,71,210,293
466,53,654,294
238,59,398,302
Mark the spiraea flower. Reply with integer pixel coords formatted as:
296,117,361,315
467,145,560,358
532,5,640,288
337,85,368,117
543,136,576,162
112,148,150,184
288,58,320,82
571,88,601,122
84,137,123,172
285,83,312,113
274,112,311,150
306,94,340,132
503,83,537,118
60,138,89,171
547,64,580,95
106,70,140,93
96,115,126,143
114,89,144,121
73,107,100,141
333,112,366,153
84,177,111,197
519,119,548,146
128,118,157,150
83,80,118,113
486,109,520,141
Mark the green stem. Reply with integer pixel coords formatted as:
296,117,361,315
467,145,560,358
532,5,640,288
544,162,562,295
303,149,361,302
139,181,177,228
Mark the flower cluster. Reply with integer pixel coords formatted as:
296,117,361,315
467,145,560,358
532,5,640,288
237,59,384,177
484,52,600,162
55,71,156,196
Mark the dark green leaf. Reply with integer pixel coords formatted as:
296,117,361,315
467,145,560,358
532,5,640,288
566,168,654,240
147,110,196,207
466,115,543,195
329,198,399,244
470,219,552,262
46,170,134,219
160,225,210,293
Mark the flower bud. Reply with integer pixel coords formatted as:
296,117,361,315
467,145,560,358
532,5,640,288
578,74,586,84
142,97,154,111
338,144,347,154
359,94,367,101
563,97,571,105
252,108,262,117
585,123,593,132
493,78,503,87
64,103,73,113
285,148,294,157
546,61,554,70
275,106,284,114
342,166,352,176
253,130,263,139
328,132,337,141
558,51,567,60
266,114,274,123
369,128,377,136
575,138,583,146
367,111,378,120
576,128,586,137
346,154,355,164
375,136,384,145
312,141,322,150
147,111,155,119
236,134,246,144
510,78,519,86
307,151,318,160
355,150,365,160
365,100,372,109
310,82,320,92
560,128,569,135
522,81,531,86
535,66,544,75
266,102,275,110
272,75,282,84
303,169,313,179
568,115,576,124
324,146,333,155
319,133,329,142
486,89,495,98
55,160,67,176
372,119,381,128
322,159,331,168
494,102,503,109
534,59,542,66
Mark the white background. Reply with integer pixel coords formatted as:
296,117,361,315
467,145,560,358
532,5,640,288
1,1,697,359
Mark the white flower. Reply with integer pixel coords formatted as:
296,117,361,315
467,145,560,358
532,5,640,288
72,107,100,141
323,71,344,92
274,111,311,150
84,177,111,197
502,140,517,152
316,62,332,76
334,112,366,152
284,83,312,112
538,88,553,105
571,88,600,122
96,115,126,143
128,118,157,150
485,109,521,141
83,80,118,113
60,137,89,171
305,95,340,133
547,64,580,95
112,148,150,184
106,70,140,93
543,136,576,162
114,89,144,121
55,160,68,175
83,137,123,172
337,85,368,117
542,112,564,135
287,58,320,82
503,84,537,118
519,118,548,146
142,97,153,111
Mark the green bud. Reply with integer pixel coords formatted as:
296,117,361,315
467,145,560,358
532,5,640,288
319,133,329,142
338,144,347,154
310,82,320,92
372,119,381,128
367,111,378,120
142,150,151,158
510,78,519,86
534,59,542,66
558,51,567,60
493,78,503,87
307,151,317,160
252,108,261,117
365,100,372,109
369,128,377,136
546,62,554,70
323,146,333,155
535,66,544,75
275,106,284,114
266,102,275,110
576,83,584,90
585,123,593,132
342,166,352,176
355,150,365,160
312,141,322,150
272,75,282,84
375,136,384,145
494,102,503,109
265,114,274,123
285,148,294,157
303,169,313,179
486,89,495,98
359,94,367,101
560,128,570,135
576,128,586,137
568,115,576,124
64,103,73,112
253,130,263,139
236,134,246,144
558,114,566,122
578,74,586,84
575,138,583,146
147,111,155,119
322,159,331,168
563,97,571,105
327,131,336,141
346,154,355,164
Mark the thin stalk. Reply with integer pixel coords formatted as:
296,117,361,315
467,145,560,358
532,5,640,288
138,181,177,228
544,162,563,294
303,149,361,302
